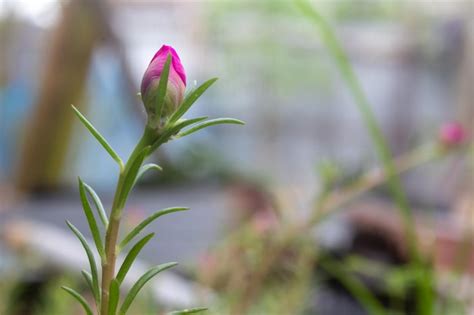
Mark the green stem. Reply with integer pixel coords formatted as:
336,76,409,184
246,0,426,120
296,2,430,313
100,126,156,315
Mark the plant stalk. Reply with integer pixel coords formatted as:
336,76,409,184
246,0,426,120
100,127,156,315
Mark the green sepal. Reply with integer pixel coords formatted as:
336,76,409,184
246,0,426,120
119,207,188,250
78,178,105,259
61,286,94,315
152,54,172,117
71,105,124,170
118,262,178,315
116,233,155,284
108,279,120,315
83,182,109,228
66,221,100,304
169,307,208,314
177,118,245,138
168,78,218,123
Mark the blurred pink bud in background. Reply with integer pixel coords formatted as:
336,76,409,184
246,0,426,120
439,121,467,147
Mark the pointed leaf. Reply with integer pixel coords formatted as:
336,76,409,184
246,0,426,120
83,182,109,227
66,221,100,302
119,262,178,315
118,146,150,209
81,270,93,292
61,286,93,315
153,54,172,117
133,163,162,187
169,117,209,135
150,117,208,151
116,233,154,283
71,105,123,169
169,307,208,314
108,279,120,315
169,78,218,123
81,270,100,306
79,178,105,259
177,118,245,138
119,207,188,250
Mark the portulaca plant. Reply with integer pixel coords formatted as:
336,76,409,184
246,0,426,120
62,45,244,315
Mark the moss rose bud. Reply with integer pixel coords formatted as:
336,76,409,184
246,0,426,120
141,45,186,124
439,121,467,147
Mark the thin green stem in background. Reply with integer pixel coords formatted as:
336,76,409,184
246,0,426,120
296,1,432,314
319,258,388,315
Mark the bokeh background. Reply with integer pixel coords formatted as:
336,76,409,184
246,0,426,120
0,0,473,314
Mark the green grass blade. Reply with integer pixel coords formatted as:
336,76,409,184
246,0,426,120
71,105,124,169
169,78,218,123
116,233,155,284
81,270,100,306
169,307,208,314
117,146,150,209
119,207,188,250
133,163,162,187
177,118,245,138
83,182,109,228
118,262,178,315
78,178,105,259
154,54,172,117
66,220,100,303
61,286,93,315
108,279,120,315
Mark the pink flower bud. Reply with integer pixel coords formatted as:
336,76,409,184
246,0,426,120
439,122,467,147
141,45,186,122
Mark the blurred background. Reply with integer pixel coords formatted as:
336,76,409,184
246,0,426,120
0,0,473,314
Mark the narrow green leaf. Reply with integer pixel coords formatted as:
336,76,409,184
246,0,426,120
169,117,209,134
169,307,208,314
177,118,245,138
118,146,150,209
154,54,172,117
116,233,155,283
133,163,162,187
78,178,105,259
108,279,120,315
119,207,188,250
71,105,124,169
81,270,93,292
81,270,100,306
66,220,100,303
83,182,109,227
169,78,218,123
119,262,178,315
61,286,93,315
150,117,208,152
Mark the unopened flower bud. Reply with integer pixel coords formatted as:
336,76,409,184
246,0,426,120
439,121,467,147
141,45,186,124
